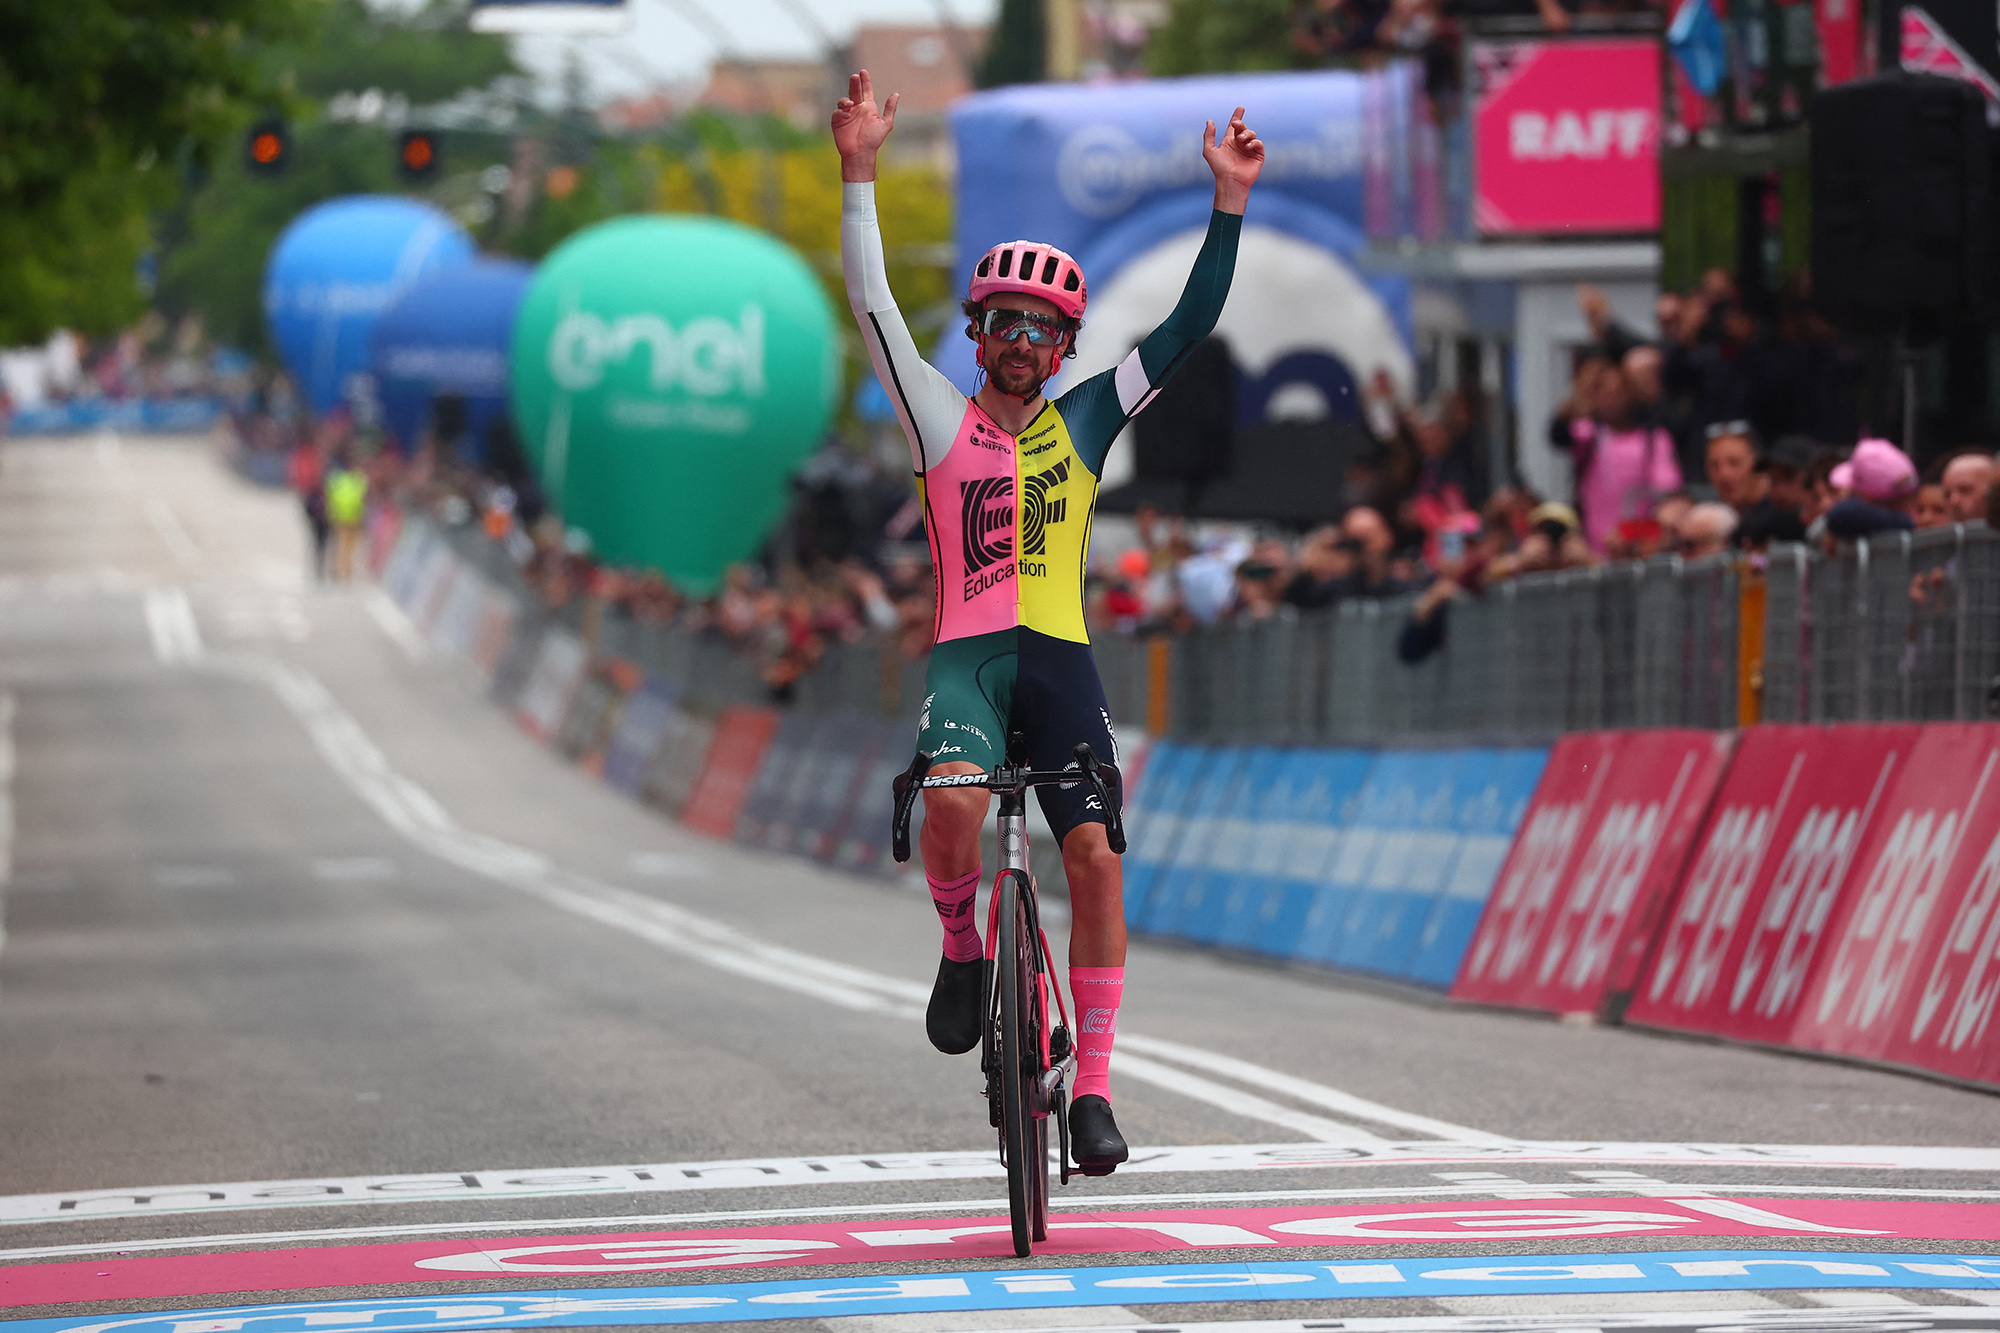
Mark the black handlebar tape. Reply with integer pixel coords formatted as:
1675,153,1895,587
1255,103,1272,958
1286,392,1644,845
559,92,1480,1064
890,751,932,864
1071,743,1128,855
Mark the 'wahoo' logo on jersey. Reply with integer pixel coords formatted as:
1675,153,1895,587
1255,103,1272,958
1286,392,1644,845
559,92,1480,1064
961,476,1015,595
1022,459,1070,557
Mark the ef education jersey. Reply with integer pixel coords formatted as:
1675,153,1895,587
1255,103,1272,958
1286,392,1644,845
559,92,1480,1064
840,181,1239,645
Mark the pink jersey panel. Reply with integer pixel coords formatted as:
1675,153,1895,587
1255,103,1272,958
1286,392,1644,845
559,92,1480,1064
926,406,1022,642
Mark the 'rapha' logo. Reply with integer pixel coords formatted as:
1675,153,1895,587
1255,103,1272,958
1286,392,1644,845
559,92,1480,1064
1022,458,1069,556
961,475,1014,574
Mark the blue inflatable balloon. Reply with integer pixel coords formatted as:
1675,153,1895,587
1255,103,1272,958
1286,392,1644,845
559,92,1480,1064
369,258,533,458
263,196,475,414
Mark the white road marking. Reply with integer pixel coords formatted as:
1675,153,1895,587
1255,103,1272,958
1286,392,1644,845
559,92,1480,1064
143,587,202,663
226,653,1488,1145
1430,1293,1786,1315
838,1313,1146,1333
11,1141,2000,1231
1431,1173,1555,1199
1119,1034,1510,1144
145,496,200,569
361,588,429,662
1569,1170,1715,1199
313,857,397,881
628,851,709,878
0,693,12,954
1797,1291,1925,1307
152,865,237,890
1109,1054,1386,1142
927,1311,2000,1333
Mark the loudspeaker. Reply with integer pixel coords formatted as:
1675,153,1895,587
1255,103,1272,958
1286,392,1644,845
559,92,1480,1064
1810,72,1991,324
1132,335,1236,486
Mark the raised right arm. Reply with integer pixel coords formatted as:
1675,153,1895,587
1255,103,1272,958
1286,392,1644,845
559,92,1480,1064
841,181,965,475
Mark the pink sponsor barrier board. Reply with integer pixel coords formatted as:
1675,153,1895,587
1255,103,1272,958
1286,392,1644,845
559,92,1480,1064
1627,724,1920,1045
1790,723,2000,1084
1453,729,1734,1015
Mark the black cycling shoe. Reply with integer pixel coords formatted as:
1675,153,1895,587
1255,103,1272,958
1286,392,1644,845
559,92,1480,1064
926,954,984,1055
1068,1094,1128,1176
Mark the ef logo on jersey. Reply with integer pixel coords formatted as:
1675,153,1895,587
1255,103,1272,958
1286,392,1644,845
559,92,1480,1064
958,461,1072,601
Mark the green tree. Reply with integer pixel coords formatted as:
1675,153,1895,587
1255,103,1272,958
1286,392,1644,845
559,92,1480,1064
156,0,523,352
1144,0,1309,76
0,0,315,343
976,0,1046,87
286,0,519,102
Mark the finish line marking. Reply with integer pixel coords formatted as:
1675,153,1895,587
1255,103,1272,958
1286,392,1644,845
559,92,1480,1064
14,1142,2000,1227
6,1199,1997,1308
12,1178,2000,1264
7,1252,2000,1333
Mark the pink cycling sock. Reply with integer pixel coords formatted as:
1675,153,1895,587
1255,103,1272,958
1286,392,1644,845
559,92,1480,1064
928,866,983,962
1069,966,1124,1101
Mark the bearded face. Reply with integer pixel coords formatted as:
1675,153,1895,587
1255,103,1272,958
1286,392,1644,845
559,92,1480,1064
977,295,1069,399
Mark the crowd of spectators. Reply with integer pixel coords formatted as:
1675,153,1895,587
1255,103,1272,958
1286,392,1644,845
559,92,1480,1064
0,317,249,430
326,425,942,702
1081,269,2000,664
1288,0,1649,113
239,256,1997,699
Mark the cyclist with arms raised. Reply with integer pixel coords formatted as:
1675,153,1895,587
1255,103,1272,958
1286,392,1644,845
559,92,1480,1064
833,70,1262,1174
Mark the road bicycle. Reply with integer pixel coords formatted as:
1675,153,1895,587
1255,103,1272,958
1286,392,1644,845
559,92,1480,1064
891,734,1126,1257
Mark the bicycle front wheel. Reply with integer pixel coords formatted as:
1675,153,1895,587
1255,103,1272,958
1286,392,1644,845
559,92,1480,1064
994,869,1043,1257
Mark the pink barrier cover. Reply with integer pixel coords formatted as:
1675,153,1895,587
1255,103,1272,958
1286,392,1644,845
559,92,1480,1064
1790,723,2000,1084
1627,724,1920,1044
1453,729,1733,1014
680,705,781,839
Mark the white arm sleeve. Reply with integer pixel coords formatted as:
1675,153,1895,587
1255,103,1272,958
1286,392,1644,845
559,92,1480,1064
841,182,966,474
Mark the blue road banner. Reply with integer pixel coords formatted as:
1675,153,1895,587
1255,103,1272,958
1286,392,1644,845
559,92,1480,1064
1142,748,1248,937
1215,749,1308,949
601,682,677,796
1180,747,1283,943
1254,749,1376,958
1407,745,1549,987
1121,743,1206,928
21,1252,1999,1332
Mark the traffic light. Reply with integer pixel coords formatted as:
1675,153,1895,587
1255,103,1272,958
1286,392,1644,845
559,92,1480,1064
397,129,441,182
245,118,289,176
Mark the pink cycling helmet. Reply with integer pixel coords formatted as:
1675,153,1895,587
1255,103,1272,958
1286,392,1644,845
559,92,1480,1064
969,240,1087,320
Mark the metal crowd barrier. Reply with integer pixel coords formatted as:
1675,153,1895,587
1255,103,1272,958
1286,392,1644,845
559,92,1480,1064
1159,553,1740,743
1764,523,2000,724
429,516,2000,742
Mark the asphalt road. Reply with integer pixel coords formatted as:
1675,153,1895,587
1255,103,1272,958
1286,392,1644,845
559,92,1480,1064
0,432,1996,1333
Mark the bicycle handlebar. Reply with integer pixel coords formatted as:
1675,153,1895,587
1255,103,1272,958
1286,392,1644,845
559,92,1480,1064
889,744,1125,862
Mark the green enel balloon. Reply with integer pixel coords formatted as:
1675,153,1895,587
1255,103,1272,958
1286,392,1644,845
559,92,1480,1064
509,215,838,593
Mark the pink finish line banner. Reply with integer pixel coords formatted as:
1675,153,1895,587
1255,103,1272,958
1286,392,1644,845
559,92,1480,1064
6,1198,1996,1307
1471,37,1662,234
